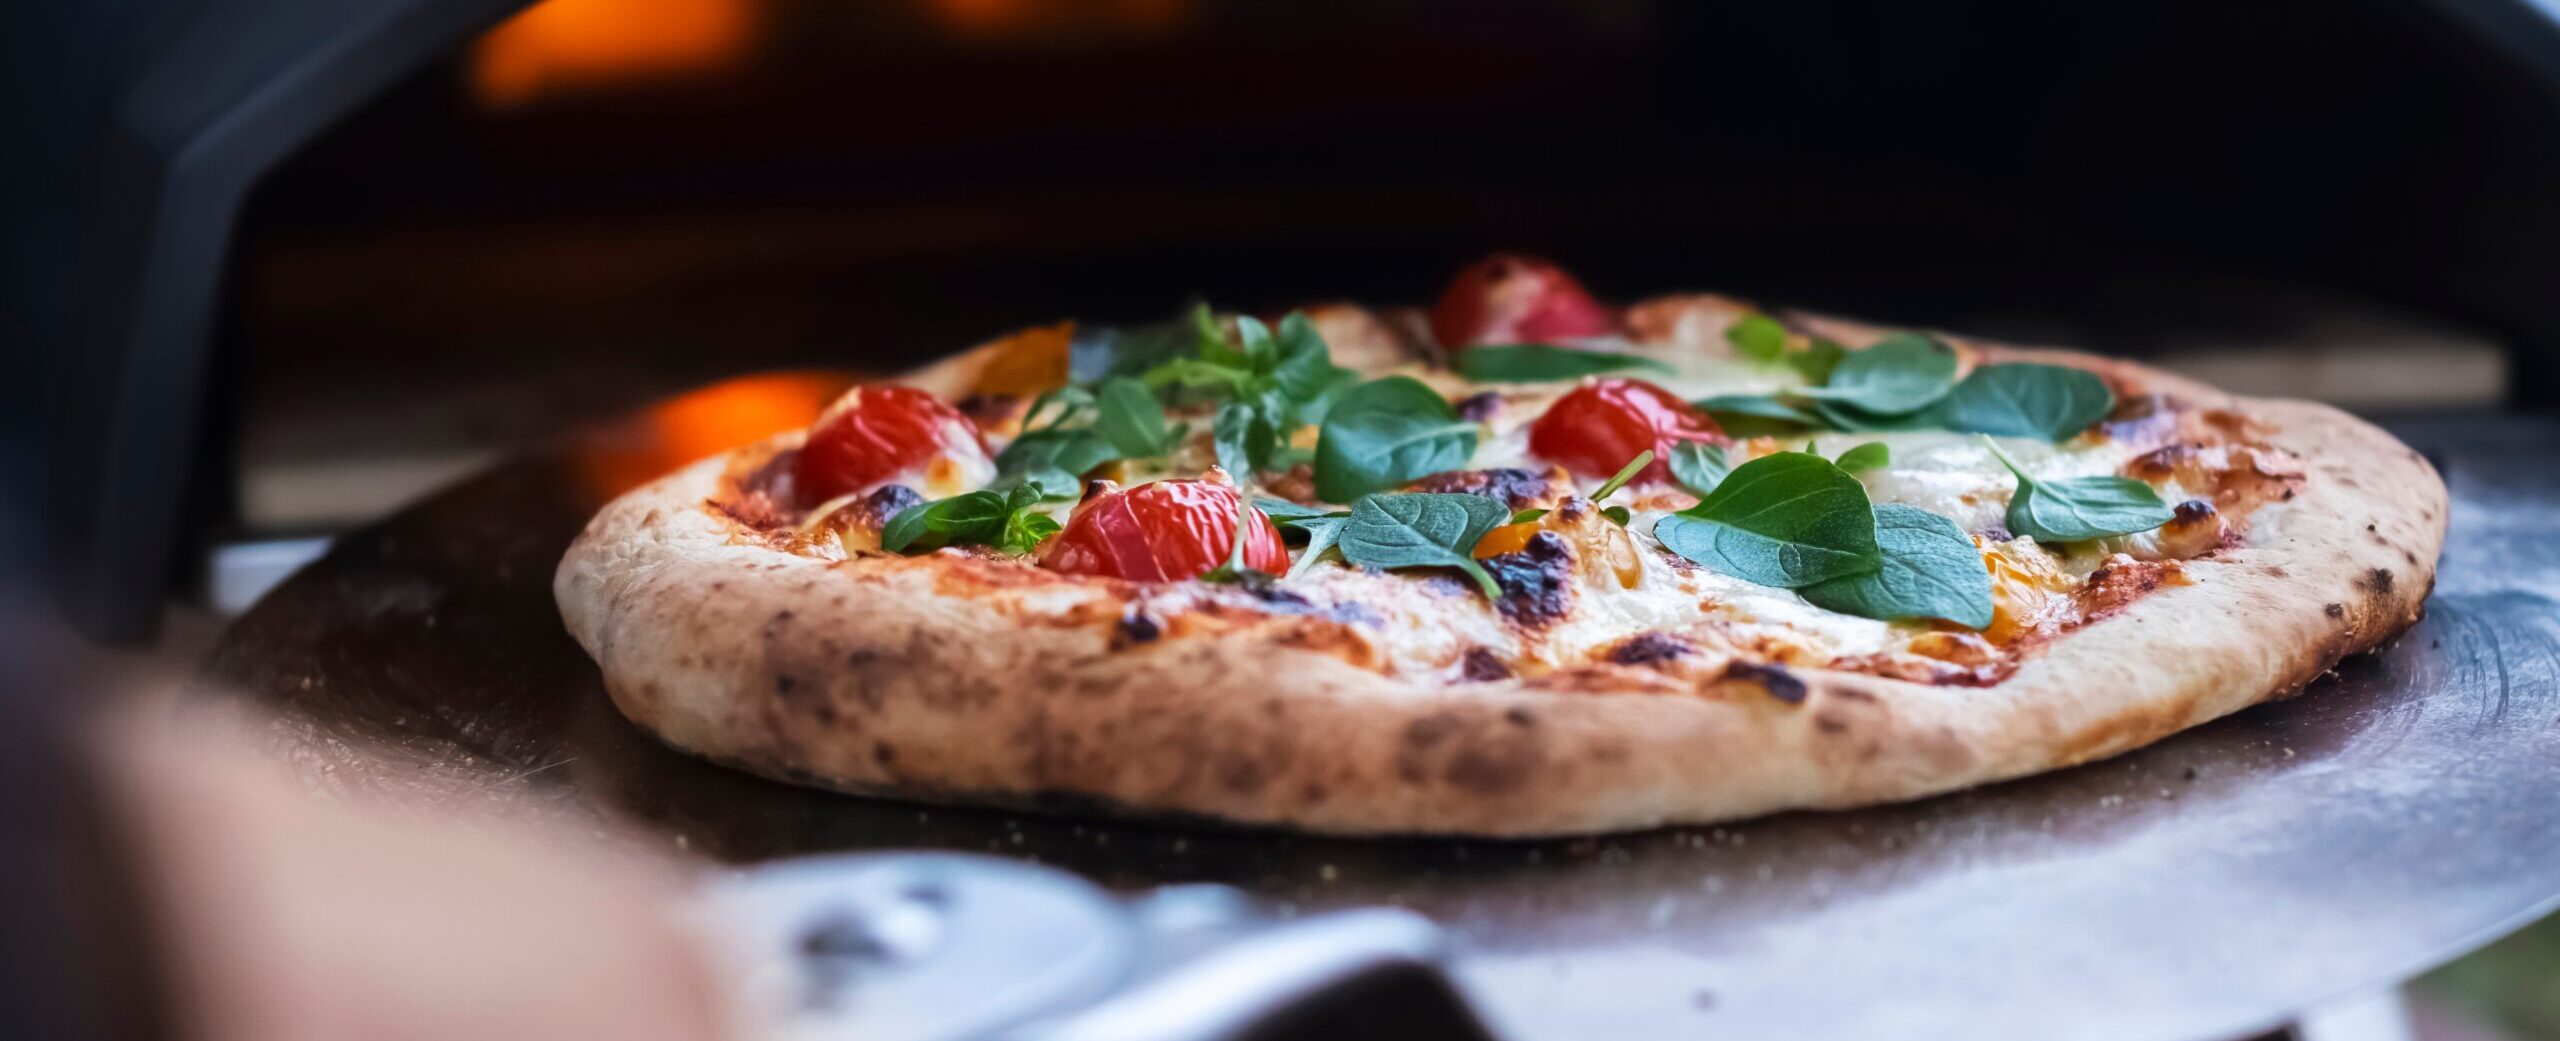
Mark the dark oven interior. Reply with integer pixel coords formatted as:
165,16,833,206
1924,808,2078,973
33,0,2560,638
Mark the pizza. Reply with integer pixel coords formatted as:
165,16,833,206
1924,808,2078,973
554,255,2444,836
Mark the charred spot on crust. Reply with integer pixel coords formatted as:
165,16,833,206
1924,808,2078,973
1609,632,1692,667
1454,391,1504,422
1326,601,1385,627
1460,647,1512,682
1722,660,1807,704
1405,467,1560,510
2172,499,2217,525
2362,568,2395,594
1482,532,1575,625
2325,602,2347,618
1238,576,1316,612
1115,607,1161,646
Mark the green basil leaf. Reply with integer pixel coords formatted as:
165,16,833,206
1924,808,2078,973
1602,505,1632,526
1589,450,1655,503
1020,385,1094,431
1451,344,1674,382
1796,333,1957,415
997,508,1063,556
1337,493,1509,599
1803,397,1940,433
1726,315,1789,364
1930,363,2115,441
1313,377,1479,503
1509,508,1549,523
1785,338,1847,384
1834,441,1891,474
1255,498,1345,524
996,428,1119,484
1982,437,2175,541
881,491,1012,553
1095,377,1172,456
1074,318,1194,383
1284,515,1350,578
1668,442,1731,498
1696,394,1829,436
1211,401,1273,479
1231,314,1277,370
1798,505,1993,628
1652,452,1881,588
1267,312,1353,405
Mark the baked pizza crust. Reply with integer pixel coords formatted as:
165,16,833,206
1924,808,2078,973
555,337,2443,836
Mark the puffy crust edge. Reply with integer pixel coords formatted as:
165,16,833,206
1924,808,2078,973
554,348,2445,836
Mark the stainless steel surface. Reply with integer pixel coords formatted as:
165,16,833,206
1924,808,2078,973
696,851,1468,1041
192,376,2560,1041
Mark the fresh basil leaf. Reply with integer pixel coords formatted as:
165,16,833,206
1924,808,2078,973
1268,312,1357,415
1982,436,2175,541
1696,394,1829,436
1834,441,1891,474
1603,505,1632,526
1799,505,1993,628
1452,343,1674,382
1313,377,1479,503
1231,314,1277,370
1590,450,1655,503
1785,338,1847,384
1726,315,1789,364
1930,363,2115,441
1072,318,1194,384
1794,333,1958,415
1094,377,1171,456
1212,401,1272,479
1509,508,1549,523
1652,452,1881,588
881,491,1011,553
1804,397,1940,433
998,427,1119,483
1668,442,1731,498
997,508,1062,556
996,465,1083,500
1021,385,1094,431
1336,493,1509,599
1284,515,1349,578
1255,498,1345,524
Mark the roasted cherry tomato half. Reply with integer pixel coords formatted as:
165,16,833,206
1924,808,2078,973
1042,479,1290,582
1430,254,1618,350
1528,378,1728,481
794,385,992,503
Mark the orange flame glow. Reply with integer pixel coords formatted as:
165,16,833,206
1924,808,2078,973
470,0,761,109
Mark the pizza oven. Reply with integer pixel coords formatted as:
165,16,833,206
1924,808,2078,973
22,0,2560,634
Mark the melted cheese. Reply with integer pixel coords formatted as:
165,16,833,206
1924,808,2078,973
973,332,2183,678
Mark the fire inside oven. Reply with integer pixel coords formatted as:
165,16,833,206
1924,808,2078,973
173,0,2549,618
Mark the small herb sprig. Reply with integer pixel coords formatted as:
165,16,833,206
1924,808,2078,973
882,484,1061,556
1453,344,1672,382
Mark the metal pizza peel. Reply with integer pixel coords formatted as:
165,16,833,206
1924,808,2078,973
193,373,2560,1041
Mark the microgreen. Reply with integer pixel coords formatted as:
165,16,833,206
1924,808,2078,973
1980,436,2174,541
1313,377,1479,502
1652,452,1882,588
1454,344,1674,382
1590,450,1655,504
1095,377,1172,457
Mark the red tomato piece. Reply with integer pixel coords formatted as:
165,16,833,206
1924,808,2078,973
1528,378,1728,481
794,385,990,502
1042,480,1290,582
1430,254,1618,349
